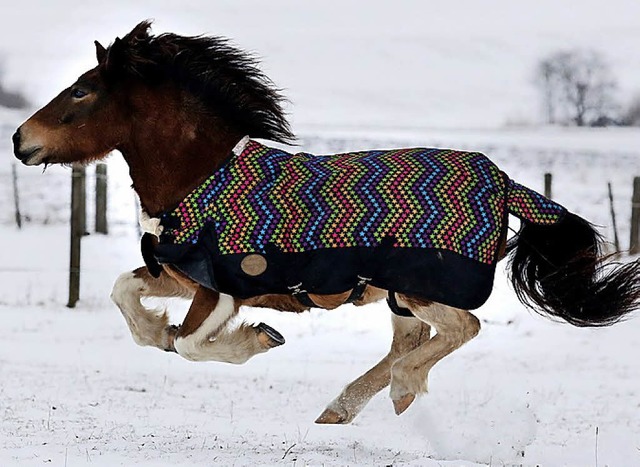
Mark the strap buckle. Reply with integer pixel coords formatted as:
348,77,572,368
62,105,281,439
288,283,316,308
346,275,372,304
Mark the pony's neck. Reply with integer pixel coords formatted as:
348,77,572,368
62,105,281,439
119,110,242,217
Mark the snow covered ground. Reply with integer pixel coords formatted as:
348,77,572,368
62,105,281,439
2,259,640,467
2,1,640,466
2,131,639,466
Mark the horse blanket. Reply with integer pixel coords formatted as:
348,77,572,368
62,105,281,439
154,140,566,309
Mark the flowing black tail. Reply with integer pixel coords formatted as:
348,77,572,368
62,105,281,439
508,212,640,327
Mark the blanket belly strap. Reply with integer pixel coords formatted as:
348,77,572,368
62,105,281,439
291,274,371,309
345,275,372,304
294,292,317,308
287,283,317,308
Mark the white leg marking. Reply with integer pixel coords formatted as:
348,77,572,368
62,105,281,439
111,272,153,345
390,296,480,401
110,271,170,348
111,271,144,308
174,293,235,362
318,312,430,424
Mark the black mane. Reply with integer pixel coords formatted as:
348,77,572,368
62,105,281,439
102,21,294,144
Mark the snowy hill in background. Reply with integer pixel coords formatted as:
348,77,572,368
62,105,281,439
1,0,640,131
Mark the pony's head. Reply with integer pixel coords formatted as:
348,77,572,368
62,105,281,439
12,43,127,167
13,21,294,167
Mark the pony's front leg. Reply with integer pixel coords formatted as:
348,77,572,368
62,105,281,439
174,286,285,364
111,266,194,351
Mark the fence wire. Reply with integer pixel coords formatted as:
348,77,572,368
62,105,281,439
0,123,638,253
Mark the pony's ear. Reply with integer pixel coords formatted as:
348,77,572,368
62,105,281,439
95,41,107,64
99,23,154,79
102,37,125,74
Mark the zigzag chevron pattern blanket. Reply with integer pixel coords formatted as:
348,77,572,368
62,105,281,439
156,140,566,309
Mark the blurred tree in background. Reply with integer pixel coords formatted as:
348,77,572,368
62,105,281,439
0,61,28,109
536,49,616,126
621,94,640,126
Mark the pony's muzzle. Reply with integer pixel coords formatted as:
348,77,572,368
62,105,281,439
13,126,44,165
12,128,21,147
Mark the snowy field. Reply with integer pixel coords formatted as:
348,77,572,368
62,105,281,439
1,132,639,466
2,1,640,466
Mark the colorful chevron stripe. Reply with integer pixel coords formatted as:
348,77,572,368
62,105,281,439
507,180,566,224
160,141,565,265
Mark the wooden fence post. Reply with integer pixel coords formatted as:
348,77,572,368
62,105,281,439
79,165,87,236
607,182,620,255
630,177,640,255
95,164,108,234
68,165,86,308
544,173,553,199
134,195,142,237
11,162,22,229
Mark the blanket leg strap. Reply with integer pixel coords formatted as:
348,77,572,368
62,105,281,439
387,292,415,317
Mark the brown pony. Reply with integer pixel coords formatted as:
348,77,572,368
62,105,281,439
13,22,640,424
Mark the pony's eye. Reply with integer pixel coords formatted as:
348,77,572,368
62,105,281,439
71,88,88,99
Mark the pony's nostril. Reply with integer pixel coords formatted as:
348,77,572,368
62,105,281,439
12,129,21,146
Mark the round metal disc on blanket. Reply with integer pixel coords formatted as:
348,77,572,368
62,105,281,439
240,254,267,276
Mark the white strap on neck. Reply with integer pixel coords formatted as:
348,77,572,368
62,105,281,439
232,135,251,156
139,209,164,237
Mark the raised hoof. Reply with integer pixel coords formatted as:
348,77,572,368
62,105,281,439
393,394,416,416
315,408,347,424
255,322,285,348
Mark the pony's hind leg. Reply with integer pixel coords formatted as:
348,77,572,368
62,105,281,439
111,266,194,351
390,295,481,415
173,286,285,364
316,313,431,424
